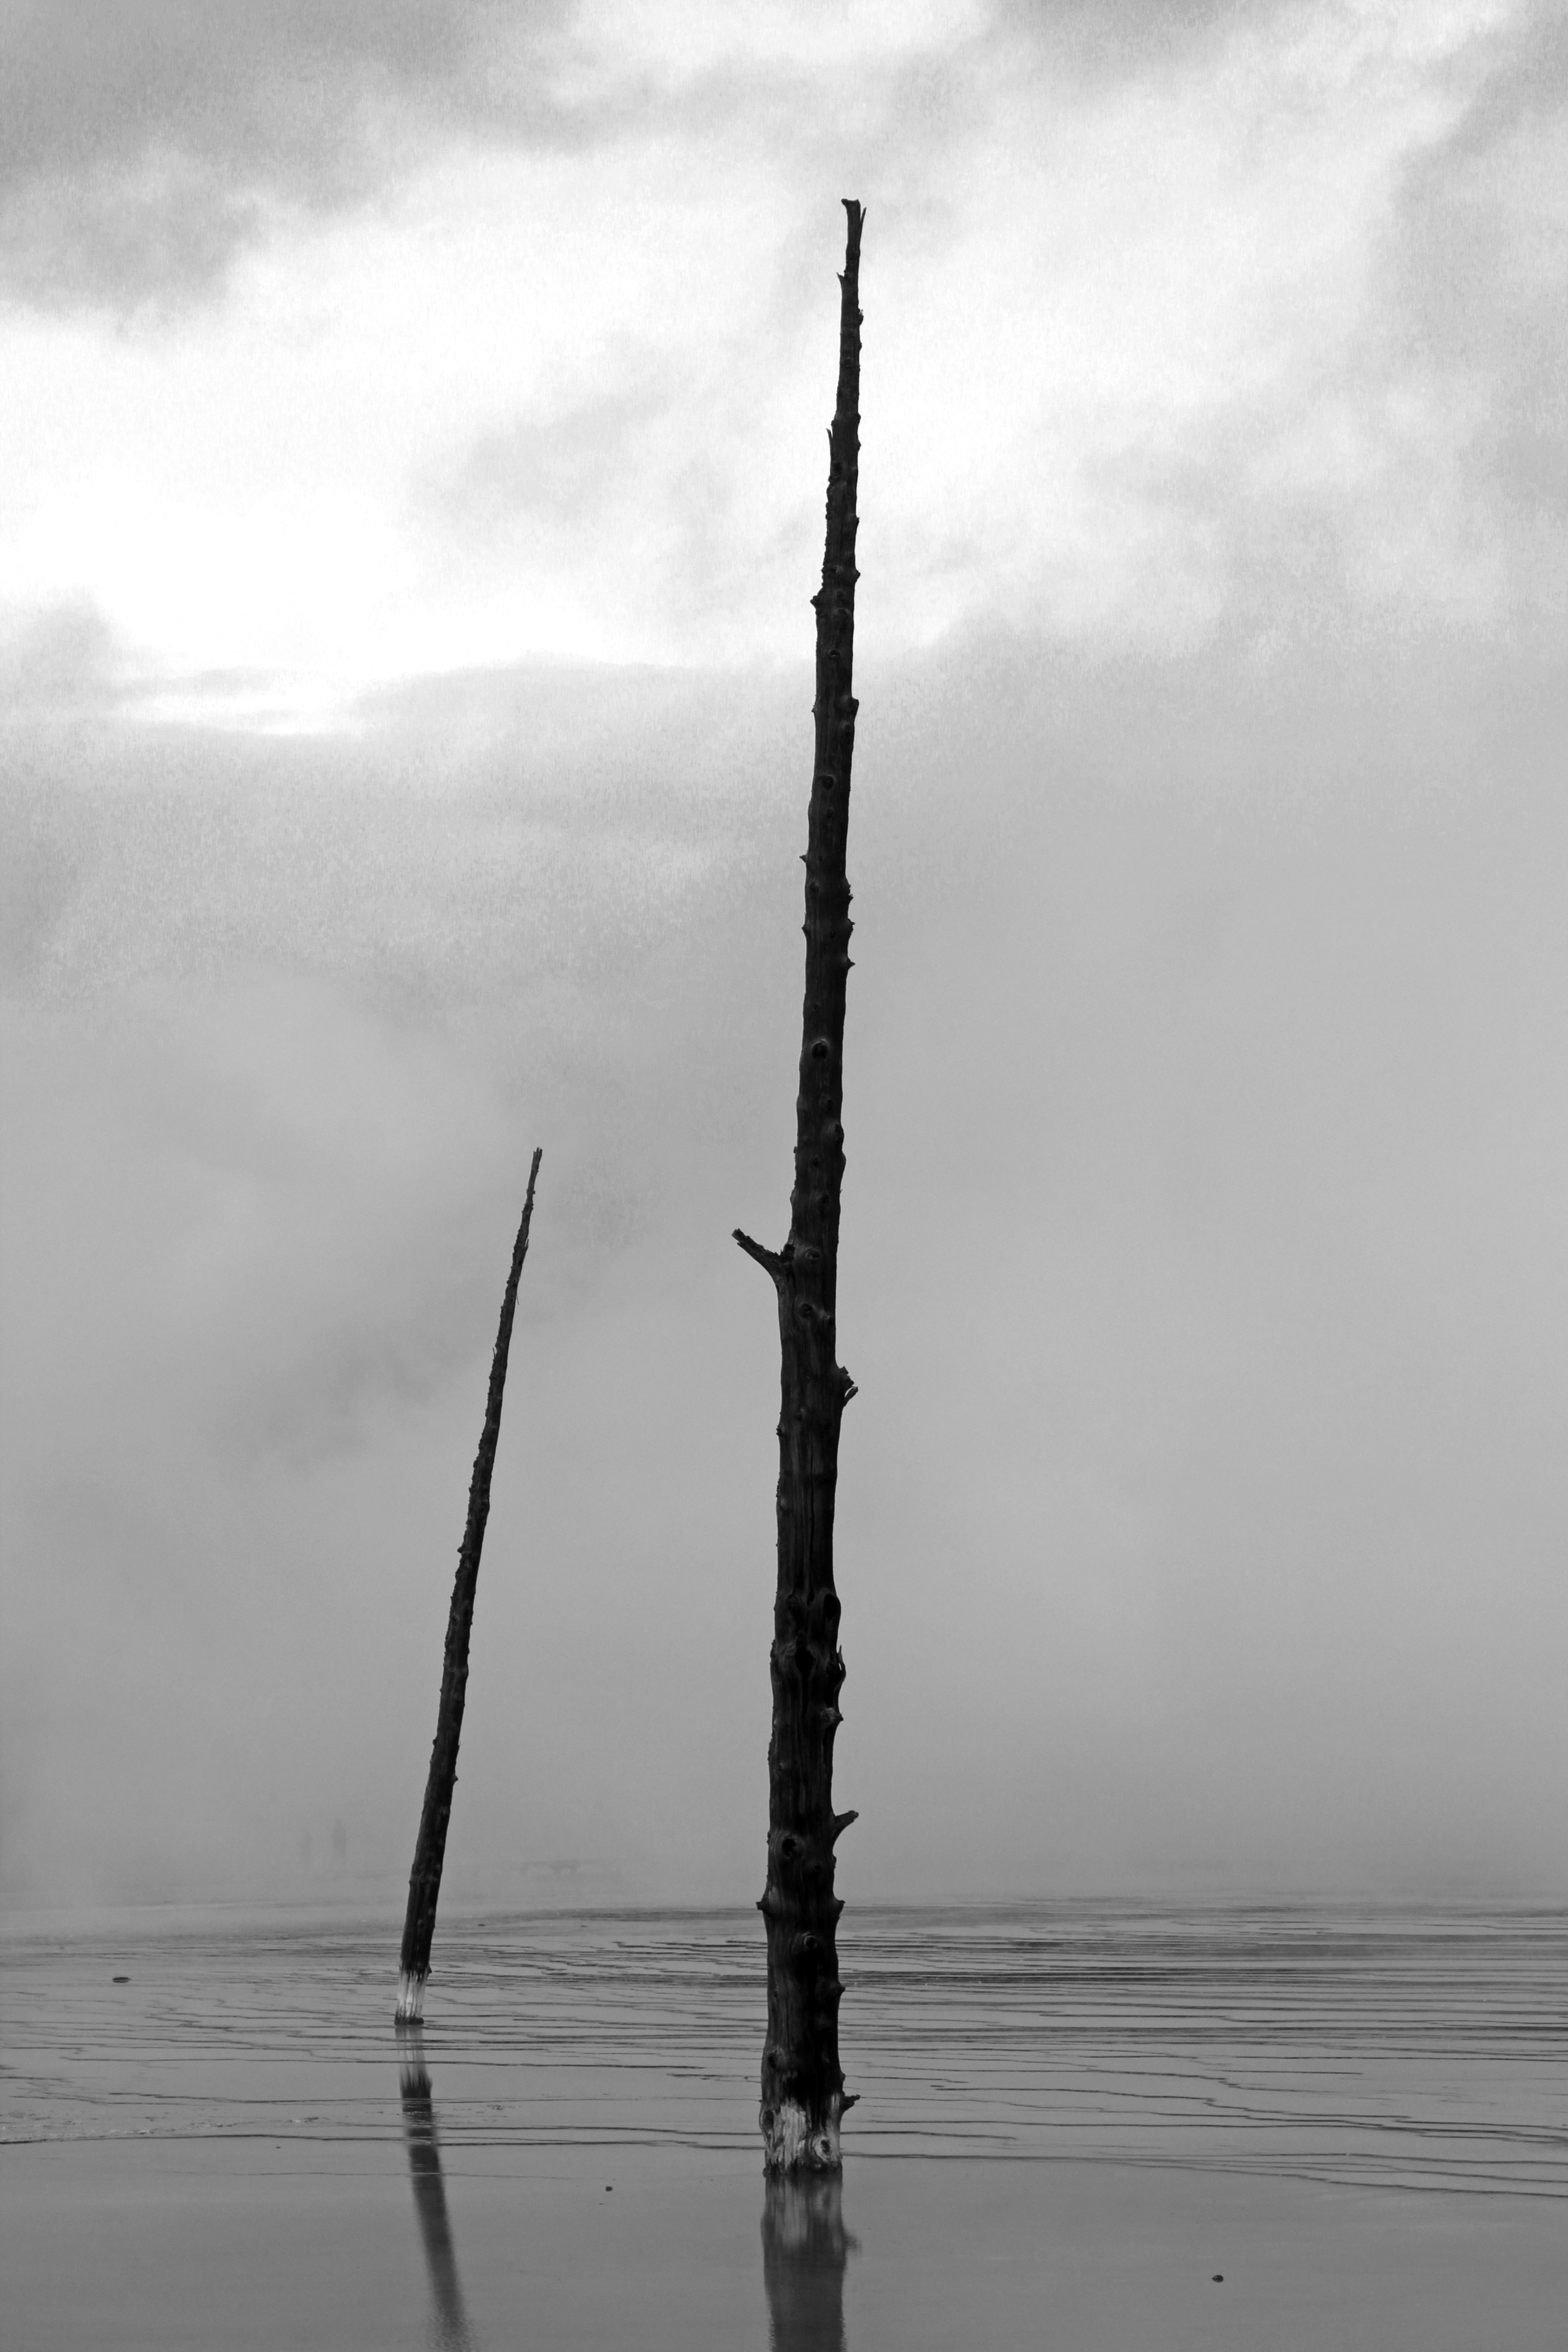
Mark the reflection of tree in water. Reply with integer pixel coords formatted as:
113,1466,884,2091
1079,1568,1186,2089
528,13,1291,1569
762,2175,855,2352
398,2028,476,2352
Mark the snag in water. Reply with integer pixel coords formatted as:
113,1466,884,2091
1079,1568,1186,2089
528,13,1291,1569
396,1148,542,2022
734,199,864,2174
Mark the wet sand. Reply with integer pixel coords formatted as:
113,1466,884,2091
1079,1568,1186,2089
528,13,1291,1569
4,1902,1565,2348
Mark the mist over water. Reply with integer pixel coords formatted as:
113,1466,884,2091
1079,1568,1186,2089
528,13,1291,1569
5,644,1567,1917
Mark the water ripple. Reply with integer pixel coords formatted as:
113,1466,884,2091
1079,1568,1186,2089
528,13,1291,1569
4,1902,1564,2196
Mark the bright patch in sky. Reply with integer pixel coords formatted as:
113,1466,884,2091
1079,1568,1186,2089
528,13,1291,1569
0,0,1555,722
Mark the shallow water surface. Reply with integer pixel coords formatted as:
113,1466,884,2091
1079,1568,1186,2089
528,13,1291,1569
4,1902,1565,2347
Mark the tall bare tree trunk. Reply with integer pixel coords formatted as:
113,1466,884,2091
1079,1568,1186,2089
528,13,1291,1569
734,200,864,2173
396,1148,542,2022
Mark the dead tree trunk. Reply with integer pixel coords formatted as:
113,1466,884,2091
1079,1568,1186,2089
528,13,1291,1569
734,200,864,2174
395,1147,542,2022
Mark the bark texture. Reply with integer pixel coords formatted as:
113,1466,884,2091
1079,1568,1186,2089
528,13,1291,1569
396,1148,542,2021
734,200,863,2174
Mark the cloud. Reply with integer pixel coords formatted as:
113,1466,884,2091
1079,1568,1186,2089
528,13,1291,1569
0,596,126,714
963,0,1568,660
430,368,677,534
8,0,1557,713
0,0,996,315
991,0,1298,81
0,0,583,310
1374,1,1568,586
0,0,1312,318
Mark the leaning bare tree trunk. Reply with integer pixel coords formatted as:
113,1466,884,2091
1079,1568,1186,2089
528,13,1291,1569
734,200,864,2174
395,1147,543,2022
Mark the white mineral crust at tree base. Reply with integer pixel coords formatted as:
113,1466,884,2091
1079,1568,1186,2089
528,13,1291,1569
394,1969,426,2023
761,2093,844,2174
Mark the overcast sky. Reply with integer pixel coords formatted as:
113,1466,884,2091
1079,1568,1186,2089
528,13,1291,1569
2,0,1565,1915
